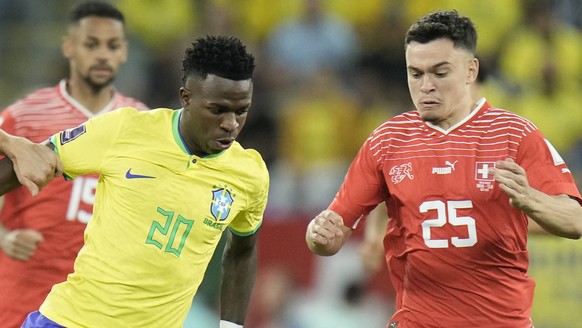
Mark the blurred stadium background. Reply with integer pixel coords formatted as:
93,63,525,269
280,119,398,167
1,0,581,326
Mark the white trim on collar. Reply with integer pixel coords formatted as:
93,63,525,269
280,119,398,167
58,79,117,118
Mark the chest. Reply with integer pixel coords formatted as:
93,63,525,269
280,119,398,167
383,130,520,203
102,153,249,228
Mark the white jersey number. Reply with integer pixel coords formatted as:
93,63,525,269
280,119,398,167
66,176,97,224
420,200,477,248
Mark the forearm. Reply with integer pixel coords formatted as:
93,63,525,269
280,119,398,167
220,239,257,324
523,191,582,239
0,129,12,155
0,130,25,158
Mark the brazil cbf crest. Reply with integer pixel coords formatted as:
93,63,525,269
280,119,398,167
210,187,235,221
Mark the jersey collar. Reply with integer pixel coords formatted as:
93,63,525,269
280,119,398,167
171,108,225,158
59,79,117,117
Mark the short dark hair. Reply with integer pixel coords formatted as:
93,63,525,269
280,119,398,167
404,10,477,54
69,1,125,24
181,35,255,84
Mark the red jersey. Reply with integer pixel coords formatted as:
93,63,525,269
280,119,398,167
0,80,147,327
329,99,581,328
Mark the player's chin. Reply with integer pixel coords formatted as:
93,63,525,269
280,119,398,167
207,141,232,154
419,111,439,123
88,75,114,87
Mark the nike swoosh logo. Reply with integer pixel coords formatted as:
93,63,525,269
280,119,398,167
125,169,156,179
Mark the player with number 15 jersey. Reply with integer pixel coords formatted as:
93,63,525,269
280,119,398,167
329,99,582,327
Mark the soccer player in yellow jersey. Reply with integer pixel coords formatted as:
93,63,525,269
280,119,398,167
0,35,267,328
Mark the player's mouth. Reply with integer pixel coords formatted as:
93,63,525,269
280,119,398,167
419,99,440,109
91,66,113,77
216,138,235,149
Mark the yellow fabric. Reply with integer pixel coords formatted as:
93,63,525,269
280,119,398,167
42,107,268,327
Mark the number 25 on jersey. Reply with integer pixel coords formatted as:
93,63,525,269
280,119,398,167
420,200,477,248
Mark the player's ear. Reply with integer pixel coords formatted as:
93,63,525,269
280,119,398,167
179,87,191,107
467,57,479,83
62,36,73,59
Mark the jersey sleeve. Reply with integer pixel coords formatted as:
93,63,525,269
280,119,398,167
329,137,389,227
228,153,269,236
517,129,582,201
0,109,17,136
50,107,132,179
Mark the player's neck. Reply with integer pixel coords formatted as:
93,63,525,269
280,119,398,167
66,79,114,114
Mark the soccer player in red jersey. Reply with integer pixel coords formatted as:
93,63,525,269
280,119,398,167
306,10,582,328
0,2,147,326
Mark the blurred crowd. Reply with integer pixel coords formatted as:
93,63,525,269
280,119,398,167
2,0,582,327
2,0,582,217
1,0,582,216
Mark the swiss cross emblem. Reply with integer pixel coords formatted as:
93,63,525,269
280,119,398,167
475,162,495,181
475,162,495,191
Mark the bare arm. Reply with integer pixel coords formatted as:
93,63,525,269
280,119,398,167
494,158,582,239
0,131,62,196
306,210,353,256
220,230,258,325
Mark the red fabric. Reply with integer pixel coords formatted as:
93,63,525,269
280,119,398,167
330,101,580,327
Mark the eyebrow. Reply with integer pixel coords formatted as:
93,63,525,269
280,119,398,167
408,61,451,71
83,35,123,42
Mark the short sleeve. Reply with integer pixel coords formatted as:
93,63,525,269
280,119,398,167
517,129,581,201
50,108,133,179
228,155,270,236
329,137,389,227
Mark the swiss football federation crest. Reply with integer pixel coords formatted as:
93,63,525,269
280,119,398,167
210,188,234,221
389,162,414,184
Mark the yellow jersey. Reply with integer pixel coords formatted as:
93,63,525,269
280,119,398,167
42,107,269,327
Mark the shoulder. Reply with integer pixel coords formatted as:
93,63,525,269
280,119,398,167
367,111,423,146
105,106,170,120
477,105,539,135
227,143,269,185
2,85,62,116
231,143,268,172
112,92,149,111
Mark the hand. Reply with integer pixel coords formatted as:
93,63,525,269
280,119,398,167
307,210,344,247
492,158,533,210
6,137,63,196
0,229,43,261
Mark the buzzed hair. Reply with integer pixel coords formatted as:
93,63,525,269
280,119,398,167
404,10,477,54
181,35,255,84
69,1,125,25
